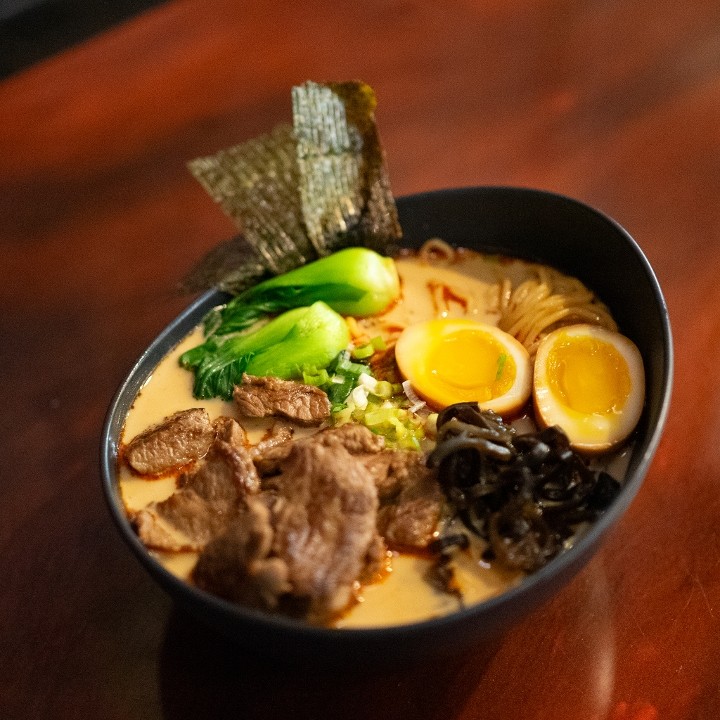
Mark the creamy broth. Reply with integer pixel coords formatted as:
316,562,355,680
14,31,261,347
355,253,525,341
119,251,607,627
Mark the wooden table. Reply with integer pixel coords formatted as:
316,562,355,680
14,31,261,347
2,1,718,718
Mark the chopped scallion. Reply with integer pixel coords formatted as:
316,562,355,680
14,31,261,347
351,343,375,360
496,352,508,380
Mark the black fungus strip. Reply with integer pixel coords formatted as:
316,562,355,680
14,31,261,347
427,402,622,573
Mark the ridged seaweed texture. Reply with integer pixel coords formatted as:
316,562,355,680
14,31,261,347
292,81,401,255
187,124,312,279
184,81,402,295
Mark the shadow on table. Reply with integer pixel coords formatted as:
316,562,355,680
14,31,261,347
158,606,500,720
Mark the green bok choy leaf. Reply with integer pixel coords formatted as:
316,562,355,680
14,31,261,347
180,301,350,400
208,247,399,336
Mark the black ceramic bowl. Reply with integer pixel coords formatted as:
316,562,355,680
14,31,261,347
101,186,673,663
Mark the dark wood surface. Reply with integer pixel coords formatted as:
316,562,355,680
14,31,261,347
2,1,719,718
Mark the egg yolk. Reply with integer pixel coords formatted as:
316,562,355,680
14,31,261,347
546,335,631,415
425,328,516,403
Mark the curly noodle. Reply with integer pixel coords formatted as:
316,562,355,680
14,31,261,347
498,266,617,356
418,238,457,264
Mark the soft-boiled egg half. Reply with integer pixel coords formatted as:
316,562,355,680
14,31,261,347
533,324,645,453
395,318,532,415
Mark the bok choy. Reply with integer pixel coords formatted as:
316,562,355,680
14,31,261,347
180,301,350,400
207,247,400,336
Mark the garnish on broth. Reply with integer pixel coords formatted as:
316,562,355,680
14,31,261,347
180,301,350,400
118,81,645,628
394,318,532,415
206,246,400,336
533,324,645,453
428,402,621,574
183,80,401,294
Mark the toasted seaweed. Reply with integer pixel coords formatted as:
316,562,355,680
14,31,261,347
178,235,269,296
188,124,316,277
184,81,402,295
292,80,402,255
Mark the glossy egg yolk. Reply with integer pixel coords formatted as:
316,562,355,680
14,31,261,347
395,318,532,414
533,324,645,453
547,336,630,413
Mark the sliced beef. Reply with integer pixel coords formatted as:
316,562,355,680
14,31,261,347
314,423,386,455
213,415,248,449
193,497,291,609
252,421,294,455
377,473,444,549
362,449,431,499
360,532,389,584
134,488,228,552
178,438,259,499
271,440,379,623
124,408,214,475
133,439,260,552
249,422,295,476
190,436,380,621
128,405,443,620
233,374,331,426
251,423,385,477
365,450,444,549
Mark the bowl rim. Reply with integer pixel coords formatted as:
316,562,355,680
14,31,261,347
100,185,674,643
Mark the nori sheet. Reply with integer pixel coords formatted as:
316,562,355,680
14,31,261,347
292,80,402,255
188,123,315,278
178,235,268,296
184,81,402,295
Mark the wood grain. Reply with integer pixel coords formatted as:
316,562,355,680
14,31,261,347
2,1,719,718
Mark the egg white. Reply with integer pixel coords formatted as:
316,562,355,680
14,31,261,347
395,318,532,415
533,324,645,453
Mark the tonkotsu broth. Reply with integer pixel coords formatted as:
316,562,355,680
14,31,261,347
118,250,609,627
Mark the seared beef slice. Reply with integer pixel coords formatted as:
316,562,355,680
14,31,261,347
367,451,444,549
249,422,295,476
193,498,291,609
212,415,248,449
125,408,214,475
134,439,260,552
234,374,331,426
253,423,385,478
272,441,379,622
314,423,385,455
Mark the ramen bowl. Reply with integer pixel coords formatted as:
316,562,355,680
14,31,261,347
101,186,672,663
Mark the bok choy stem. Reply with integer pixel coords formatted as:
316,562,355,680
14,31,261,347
212,247,399,335
180,301,350,400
